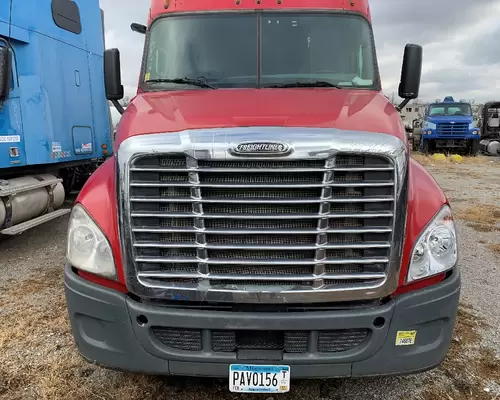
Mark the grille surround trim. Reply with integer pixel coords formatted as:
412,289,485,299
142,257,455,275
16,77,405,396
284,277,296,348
117,127,408,303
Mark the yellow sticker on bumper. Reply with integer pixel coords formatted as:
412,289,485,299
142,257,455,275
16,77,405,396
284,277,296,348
395,331,417,346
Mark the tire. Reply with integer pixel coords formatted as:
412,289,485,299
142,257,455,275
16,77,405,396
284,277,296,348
469,140,480,156
412,135,420,152
421,138,430,154
59,168,76,196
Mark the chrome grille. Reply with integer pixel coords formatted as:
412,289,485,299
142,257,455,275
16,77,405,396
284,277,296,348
128,154,395,294
118,128,408,303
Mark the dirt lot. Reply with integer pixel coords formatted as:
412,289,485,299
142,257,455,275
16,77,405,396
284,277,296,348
1,155,500,400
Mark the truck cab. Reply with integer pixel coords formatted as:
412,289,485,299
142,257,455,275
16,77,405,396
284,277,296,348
0,0,111,235
420,96,480,155
478,101,500,156
64,0,460,391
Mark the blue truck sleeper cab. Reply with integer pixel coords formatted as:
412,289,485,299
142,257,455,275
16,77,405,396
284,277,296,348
0,0,112,236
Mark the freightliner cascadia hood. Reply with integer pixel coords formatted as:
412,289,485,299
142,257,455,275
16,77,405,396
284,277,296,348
115,89,406,149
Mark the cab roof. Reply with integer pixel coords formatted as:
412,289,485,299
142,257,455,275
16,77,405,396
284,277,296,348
149,0,371,24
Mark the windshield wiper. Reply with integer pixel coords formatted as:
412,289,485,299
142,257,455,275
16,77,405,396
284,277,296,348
264,81,342,89
145,77,217,90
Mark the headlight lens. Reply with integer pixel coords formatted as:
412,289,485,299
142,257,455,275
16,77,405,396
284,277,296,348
66,204,116,279
407,205,457,283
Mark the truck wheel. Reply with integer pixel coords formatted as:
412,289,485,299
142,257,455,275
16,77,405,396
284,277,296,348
59,169,76,196
411,137,419,152
421,140,430,154
469,140,480,156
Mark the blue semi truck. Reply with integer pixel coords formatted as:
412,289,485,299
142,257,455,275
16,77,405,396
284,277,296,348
420,96,480,155
0,0,112,235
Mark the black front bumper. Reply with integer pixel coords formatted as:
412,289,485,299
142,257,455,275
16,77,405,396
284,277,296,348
64,265,460,378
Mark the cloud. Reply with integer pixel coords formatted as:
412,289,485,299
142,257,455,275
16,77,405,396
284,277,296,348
370,0,500,102
100,0,500,106
371,0,498,47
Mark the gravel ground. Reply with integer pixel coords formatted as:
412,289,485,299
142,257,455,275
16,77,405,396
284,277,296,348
0,155,499,400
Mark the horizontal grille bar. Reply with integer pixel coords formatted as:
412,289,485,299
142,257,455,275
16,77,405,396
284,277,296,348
130,196,394,204
135,256,389,265
132,227,393,234
130,181,394,188
130,166,394,173
131,211,393,219
133,242,391,250
138,271,386,281
138,278,386,293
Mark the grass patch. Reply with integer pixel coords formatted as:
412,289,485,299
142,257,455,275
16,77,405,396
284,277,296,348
487,243,500,256
411,153,444,167
467,223,500,233
1,269,62,299
454,204,500,233
420,304,499,400
411,153,498,168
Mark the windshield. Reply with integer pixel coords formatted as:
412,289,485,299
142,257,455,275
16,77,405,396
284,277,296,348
143,12,377,90
428,103,472,117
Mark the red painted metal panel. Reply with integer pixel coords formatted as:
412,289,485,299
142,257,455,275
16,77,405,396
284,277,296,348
149,0,370,23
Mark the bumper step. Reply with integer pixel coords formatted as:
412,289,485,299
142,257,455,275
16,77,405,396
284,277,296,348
1,208,71,235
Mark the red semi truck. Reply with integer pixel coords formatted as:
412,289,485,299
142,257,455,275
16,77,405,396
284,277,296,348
64,0,460,393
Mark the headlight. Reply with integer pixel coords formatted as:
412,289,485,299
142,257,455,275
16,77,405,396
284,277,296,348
407,205,457,283
66,204,116,279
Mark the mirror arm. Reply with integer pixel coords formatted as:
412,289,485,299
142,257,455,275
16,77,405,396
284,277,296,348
396,98,411,113
111,99,124,115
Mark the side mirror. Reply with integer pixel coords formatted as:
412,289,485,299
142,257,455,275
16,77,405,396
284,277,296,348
104,49,125,114
131,23,147,35
0,46,12,103
396,44,422,112
398,44,423,99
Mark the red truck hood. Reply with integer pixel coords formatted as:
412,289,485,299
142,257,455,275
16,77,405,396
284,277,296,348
116,89,405,148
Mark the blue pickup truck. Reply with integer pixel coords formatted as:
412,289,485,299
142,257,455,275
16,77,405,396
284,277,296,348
420,96,480,155
0,0,112,235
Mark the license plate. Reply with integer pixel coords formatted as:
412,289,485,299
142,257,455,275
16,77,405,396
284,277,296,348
229,364,290,393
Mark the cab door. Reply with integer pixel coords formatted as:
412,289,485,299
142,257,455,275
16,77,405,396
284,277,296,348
0,42,26,170
0,1,11,38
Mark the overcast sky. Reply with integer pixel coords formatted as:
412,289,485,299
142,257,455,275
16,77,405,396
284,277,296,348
101,0,500,123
